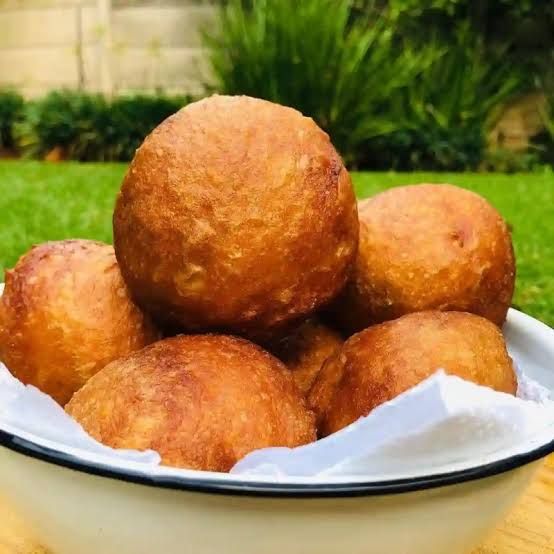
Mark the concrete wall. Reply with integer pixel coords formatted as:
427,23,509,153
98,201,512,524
0,0,214,97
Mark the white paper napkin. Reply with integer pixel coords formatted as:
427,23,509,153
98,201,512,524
0,361,552,479
231,367,554,477
0,363,160,465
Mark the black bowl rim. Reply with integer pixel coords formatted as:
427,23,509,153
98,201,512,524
0,427,552,498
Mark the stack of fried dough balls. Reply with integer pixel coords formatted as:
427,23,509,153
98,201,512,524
1,95,359,471
0,95,519,472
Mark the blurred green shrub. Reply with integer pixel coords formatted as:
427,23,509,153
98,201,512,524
0,90,24,151
204,0,436,165
103,95,190,161
362,28,531,170
204,1,530,170
14,91,190,162
15,91,109,160
376,0,554,81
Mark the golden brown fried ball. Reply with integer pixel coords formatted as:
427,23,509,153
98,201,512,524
66,335,316,472
331,184,515,334
113,95,358,340
0,240,160,405
309,311,517,437
270,319,343,395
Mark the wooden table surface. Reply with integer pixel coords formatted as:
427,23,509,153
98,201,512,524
1,456,553,554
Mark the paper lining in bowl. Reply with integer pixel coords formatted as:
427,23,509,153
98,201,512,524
0,274,553,488
1,366,553,486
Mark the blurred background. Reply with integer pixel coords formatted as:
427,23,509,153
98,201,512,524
1,0,553,168
0,0,553,325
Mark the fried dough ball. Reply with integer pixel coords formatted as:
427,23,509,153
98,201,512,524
332,184,515,333
309,311,516,437
66,335,316,472
270,319,343,395
113,95,358,340
0,240,160,405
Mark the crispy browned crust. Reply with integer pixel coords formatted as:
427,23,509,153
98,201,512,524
0,240,160,405
309,311,517,437
113,95,359,340
270,318,343,395
66,335,316,471
331,184,515,334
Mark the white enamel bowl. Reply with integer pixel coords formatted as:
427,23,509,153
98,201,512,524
0,308,553,554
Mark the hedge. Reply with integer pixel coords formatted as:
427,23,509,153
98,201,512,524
4,91,191,162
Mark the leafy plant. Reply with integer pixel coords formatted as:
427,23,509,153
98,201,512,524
14,91,190,162
102,94,190,161
204,1,530,169
204,0,435,165
362,28,531,170
354,0,553,93
0,90,24,151
14,91,109,160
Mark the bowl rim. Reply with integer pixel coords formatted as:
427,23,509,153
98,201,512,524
1,422,553,499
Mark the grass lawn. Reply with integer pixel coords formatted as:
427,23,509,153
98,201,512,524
1,160,553,326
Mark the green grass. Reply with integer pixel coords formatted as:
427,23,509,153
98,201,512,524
1,161,553,326
0,161,125,272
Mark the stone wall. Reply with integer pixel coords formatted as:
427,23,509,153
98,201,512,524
0,0,214,97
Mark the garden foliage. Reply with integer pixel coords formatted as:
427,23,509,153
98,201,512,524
0,0,551,169
11,91,190,162
204,0,534,170
0,90,24,151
